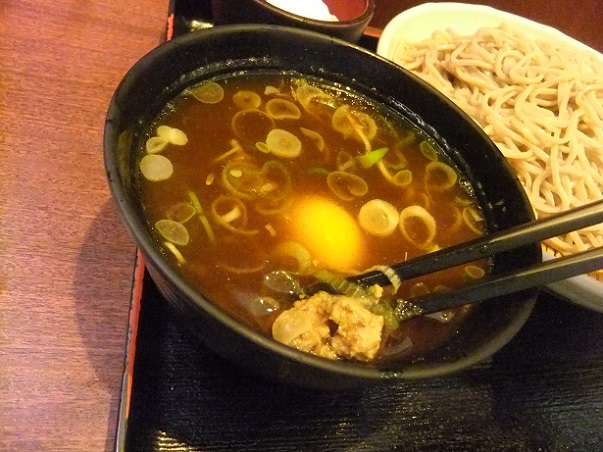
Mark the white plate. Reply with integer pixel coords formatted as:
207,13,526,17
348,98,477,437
377,2,603,312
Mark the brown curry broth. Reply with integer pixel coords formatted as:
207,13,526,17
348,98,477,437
138,73,486,360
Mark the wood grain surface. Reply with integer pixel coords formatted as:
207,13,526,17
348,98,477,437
0,1,168,450
0,0,601,450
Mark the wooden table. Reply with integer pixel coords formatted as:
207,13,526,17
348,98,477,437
0,1,601,450
0,1,168,450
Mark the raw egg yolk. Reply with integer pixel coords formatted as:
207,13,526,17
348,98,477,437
288,197,362,272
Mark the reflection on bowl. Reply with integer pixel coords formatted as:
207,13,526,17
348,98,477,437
209,0,375,43
377,2,603,312
105,25,540,388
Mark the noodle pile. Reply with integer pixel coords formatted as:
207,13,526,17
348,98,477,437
392,23,603,276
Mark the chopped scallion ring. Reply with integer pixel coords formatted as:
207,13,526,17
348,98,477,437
139,154,173,181
155,219,189,246
191,80,224,104
146,136,169,154
358,199,399,237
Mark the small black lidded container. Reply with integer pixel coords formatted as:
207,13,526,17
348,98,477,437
209,0,375,43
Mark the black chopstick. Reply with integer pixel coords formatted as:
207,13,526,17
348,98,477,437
395,245,603,321
348,198,603,288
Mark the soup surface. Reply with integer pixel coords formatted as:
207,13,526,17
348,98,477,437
137,71,487,362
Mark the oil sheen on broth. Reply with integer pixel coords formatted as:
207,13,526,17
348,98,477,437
137,71,487,363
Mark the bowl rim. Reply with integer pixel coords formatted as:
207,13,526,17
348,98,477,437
104,23,539,382
377,2,601,58
376,2,603,311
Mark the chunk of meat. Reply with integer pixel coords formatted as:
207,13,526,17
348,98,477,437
271,291,384,361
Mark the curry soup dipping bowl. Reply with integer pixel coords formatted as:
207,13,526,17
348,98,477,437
104,25,540,389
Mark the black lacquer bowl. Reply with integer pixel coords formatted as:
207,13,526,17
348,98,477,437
209,0,375,43
104,25,540,389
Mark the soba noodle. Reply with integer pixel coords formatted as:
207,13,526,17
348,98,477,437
392,23,603,277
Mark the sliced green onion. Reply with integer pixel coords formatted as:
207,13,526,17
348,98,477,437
211,195,258,236
232,109,275,144
365,265,401,294
356,147,389,169
327,171,368,201
388,149,409,171
309,167,329,175
155,219,189,246
312,269,372,301
191,80,224,104
232,90,261,110
166,202,196,223
369,301,399,331
392,169,413,187
358,199,399,237
464,265,486,281
213,141,244,163
399,130,416,147
146,136,169,154
219,205,243,224
300,127,325,152
156,125,188,145
336,151,356,172
399,205,437,250
163,241,186,265
188,190,203,214
266,128,302,158
419,140,439,161
332,105,377,148
272,241,314,275
199,214,217,244
455,192,476,207
255,142,270,153
463,206,486,234
295,83,331,111
188,191,216,244
264,85,280,96
266,98,301,120
424,161,458,191
139,154,173,182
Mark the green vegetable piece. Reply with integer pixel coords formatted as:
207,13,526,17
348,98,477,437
393,169,413,187
255,141,270,153
146,136,168,154
188,191,216,244
358,199,399,237
332,105,377,143
300,127,325,152
233,90,262,110
425,161,458,191
295,83,331,111
309,167,329,175
356,147,389,169
166,202,196,223
155,219,189,246
370,301,400,331
157,125,188,145
419,140,439,161
192,80,225,104
327,171,368,201
139,154,173,182
266,98,301,120
188,190,203,214
266,128,302,158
